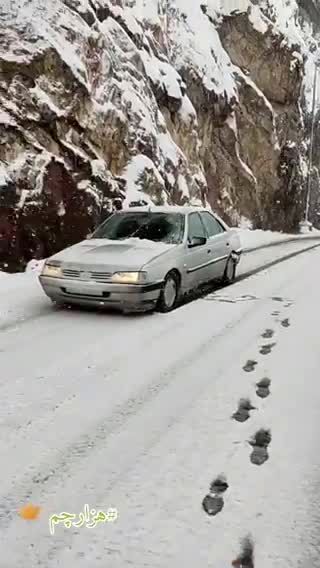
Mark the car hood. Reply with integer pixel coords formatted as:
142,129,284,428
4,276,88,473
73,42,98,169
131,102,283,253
50,238,176,270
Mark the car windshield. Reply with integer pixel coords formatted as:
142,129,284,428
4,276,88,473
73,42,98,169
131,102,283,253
92,212,185,245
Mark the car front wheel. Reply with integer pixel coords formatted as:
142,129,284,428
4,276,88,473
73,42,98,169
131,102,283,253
157,271,180,313
51,299,72,310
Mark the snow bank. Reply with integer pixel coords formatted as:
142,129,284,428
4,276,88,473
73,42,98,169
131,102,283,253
25,259,46,274
0,271,10,279
239,228,320,250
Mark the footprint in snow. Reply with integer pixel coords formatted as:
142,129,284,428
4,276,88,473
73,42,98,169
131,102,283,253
259,342,276,355
249,429,271,466
202,495,224,516
232,536,255,567
210,477,229,494
233,399,256,423
202,476,228,517
256,378,271,399
281,318,290,328
262,329,274,339
243,360,258,373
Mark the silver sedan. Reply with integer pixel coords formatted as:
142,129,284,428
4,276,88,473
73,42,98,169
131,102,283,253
39,206,242,313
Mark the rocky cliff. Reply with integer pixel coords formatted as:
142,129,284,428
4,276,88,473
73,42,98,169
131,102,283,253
0,0,319,271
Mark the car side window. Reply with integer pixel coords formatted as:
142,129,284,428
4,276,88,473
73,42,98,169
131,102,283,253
188,213,206,241
200,212,225,237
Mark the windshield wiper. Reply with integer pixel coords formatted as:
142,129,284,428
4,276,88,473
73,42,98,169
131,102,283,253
124,216,155,240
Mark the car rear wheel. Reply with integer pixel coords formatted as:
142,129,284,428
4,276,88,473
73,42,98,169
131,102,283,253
157,271,180,313
222,256,236,286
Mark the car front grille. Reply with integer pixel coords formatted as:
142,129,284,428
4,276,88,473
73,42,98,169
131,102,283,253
62,269,80,279
62,268,113,283
90,271,113,283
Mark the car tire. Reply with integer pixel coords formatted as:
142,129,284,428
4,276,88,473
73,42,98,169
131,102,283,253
156,271,180,313
51,299,72,310
222,256,236,286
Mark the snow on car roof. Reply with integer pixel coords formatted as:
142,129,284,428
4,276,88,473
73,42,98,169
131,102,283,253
119,205,204,214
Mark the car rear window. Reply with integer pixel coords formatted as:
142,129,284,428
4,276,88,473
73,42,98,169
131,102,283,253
92,212,185,245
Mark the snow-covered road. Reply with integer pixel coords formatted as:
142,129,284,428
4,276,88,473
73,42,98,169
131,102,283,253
1,239,320,567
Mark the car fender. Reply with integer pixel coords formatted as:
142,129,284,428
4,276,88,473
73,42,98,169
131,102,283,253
142,245,185,284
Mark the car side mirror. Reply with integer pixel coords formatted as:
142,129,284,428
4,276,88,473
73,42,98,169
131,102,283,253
188,236,207,248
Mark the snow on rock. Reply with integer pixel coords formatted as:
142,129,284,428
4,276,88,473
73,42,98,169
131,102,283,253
166,0,238,99
122,155,164,207
0,109,17,126
0,162,10,186
0,0,319,271
178,95,197,126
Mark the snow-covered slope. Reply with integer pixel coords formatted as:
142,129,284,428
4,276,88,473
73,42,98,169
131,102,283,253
0,0,319,270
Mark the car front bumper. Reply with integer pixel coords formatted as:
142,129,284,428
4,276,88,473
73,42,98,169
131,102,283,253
39,276,164,312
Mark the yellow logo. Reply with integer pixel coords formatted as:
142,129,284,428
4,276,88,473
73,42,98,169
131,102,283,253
49,504,118,535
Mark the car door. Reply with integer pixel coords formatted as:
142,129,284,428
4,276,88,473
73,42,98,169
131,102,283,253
184,212,212,290
200,211,230,279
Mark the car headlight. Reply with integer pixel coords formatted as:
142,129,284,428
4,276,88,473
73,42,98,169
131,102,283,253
111,271,147,284
41,263,63,278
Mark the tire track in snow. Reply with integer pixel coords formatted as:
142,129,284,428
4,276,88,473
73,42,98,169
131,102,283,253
1,246,318,564
236,241,320,284
0,305,195,440
1,239,319,334
0,261,296,549
0,296,261,530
